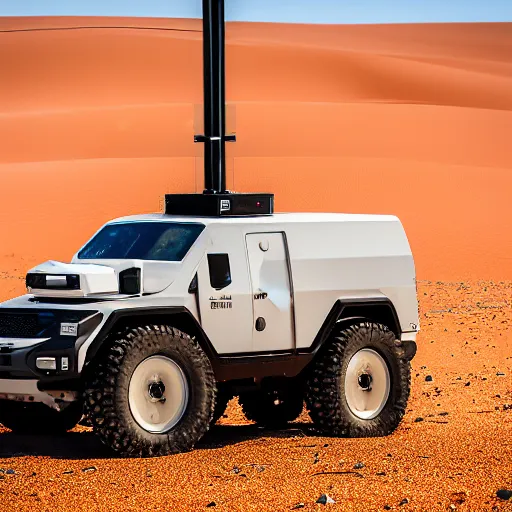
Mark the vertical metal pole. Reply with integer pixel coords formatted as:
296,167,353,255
202,0,226,193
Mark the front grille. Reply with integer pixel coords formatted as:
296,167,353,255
0,313,49,338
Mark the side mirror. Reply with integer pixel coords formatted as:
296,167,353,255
207,253,231,290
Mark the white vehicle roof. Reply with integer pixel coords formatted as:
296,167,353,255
107,212,399,226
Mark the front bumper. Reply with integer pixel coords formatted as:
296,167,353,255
0,379,78,410
0,308,103,387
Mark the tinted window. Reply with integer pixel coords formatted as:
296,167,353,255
78,222,205,261
207,254,231,290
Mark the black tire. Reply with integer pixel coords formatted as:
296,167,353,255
305,322,411,437
84,325,216,457
239,387,304,426
0,400,83,434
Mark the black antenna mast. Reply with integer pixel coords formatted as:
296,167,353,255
165,0,274,216
196,0,234,194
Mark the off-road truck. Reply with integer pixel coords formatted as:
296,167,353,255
0,0,419,457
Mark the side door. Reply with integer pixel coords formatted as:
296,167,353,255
196,227,254,355
245,232,295,352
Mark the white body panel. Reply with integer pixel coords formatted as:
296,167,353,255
246,232,294,352
196,224,254,354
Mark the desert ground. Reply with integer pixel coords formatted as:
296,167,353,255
0,16,511,511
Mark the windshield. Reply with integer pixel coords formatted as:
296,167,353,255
77,222,205,261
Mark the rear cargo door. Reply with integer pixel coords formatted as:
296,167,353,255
245,232,294,352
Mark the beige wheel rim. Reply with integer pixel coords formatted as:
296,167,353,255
344,348,390,420
128,355,189,433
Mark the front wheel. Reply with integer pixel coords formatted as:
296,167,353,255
84,325,216,457
305,322,411,437
0,400,84,434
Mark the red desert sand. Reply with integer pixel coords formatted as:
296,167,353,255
0,17,511,511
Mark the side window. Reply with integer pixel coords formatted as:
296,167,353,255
207,254,231,290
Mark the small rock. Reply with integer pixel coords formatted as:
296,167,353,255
439,412,449,416
63,470,74,475
377,472,386,476
384,506,392,511
414,417,424,422
353,462,365,469
314,452,320,464
465,382,471,387
425,375,433,382
497,489,512,500
399,498,409,506
449,505,456,511
387,453,393,457
503,404,512,411
317,494,336,505
323,443,329,448
291,504,305,510
231,466,240,474
497,372,506,377
81,466,97,473
6,469,15,475
206,502,216,508
456,377,462,380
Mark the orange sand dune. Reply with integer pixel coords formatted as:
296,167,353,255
0,17,511,297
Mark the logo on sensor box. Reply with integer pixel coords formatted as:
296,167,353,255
220,199,231,212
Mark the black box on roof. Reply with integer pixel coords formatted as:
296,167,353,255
164,193,274,217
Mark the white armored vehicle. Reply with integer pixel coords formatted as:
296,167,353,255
0,1,419,457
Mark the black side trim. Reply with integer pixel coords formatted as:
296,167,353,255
84,299,405,382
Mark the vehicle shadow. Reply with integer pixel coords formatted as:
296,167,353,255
0,422,318,460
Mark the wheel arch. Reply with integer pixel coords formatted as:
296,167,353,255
83,307,218,369
308,298,402,356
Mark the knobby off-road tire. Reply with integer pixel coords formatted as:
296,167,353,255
305,322,411,437
239,388,305,426
84,325,216,457
0,400,83,434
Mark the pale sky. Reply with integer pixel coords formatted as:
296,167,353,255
0,0,511,24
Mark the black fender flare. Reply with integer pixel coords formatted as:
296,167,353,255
302,298,416,363
83,306,218,366
304,298,402,355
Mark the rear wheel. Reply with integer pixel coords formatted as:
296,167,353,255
305,322,411,437
239,387,304,426
0,400,83,434
84,325,216,457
